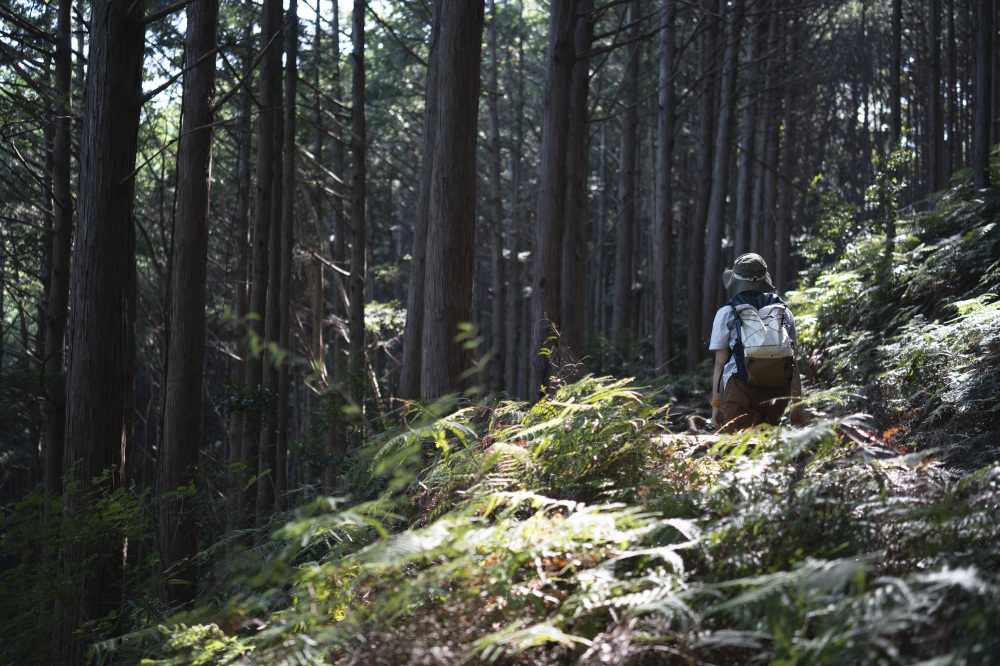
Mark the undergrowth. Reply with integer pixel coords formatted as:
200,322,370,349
791,169,1000,463
91,375,1000,665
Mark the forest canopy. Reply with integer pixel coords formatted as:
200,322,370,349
0,0,998,661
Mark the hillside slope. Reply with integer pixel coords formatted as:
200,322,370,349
45,173,1000,665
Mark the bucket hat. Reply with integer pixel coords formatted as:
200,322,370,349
723,253,775,297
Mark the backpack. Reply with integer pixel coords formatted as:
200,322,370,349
725,292,795,389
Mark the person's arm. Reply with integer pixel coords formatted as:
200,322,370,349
711,349,728,428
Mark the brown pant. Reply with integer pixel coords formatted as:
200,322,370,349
721,377,790,433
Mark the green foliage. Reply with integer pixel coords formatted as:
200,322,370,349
0,472,154,665
791,166,1000,459
95,371,1000,665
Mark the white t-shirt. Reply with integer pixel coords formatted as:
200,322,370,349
709,301,796,390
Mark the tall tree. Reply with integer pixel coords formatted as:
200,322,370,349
611,0,640,343
229,8,254,518
486,0,506,391
42,0,73,498
348,0,368,406
733,9,762,257
685,1,720,372
420,0,485,398
241,0,282,520
276,0,298,510
529,0,577,397
399,3,439,400
653,0,676,376
326,0,348,483
160,0,219,601
560,0,594,363
972,0,993,190
259,7,286,519
928,0,945,191
504,2,526,396
890,0,902,147
61,0,144,654
701,0,743,331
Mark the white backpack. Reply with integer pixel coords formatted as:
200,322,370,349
730,300,795,388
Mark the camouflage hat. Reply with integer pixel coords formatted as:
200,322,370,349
723,253,775,297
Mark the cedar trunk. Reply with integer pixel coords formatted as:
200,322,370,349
160,0,218,602
61,0,144,655
653,0,676,376
421,0,485,399
529,0,576,398
611,0,640,343
560,0,593,362
398,2,440,400
43,0,73,497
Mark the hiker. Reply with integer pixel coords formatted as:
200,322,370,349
709,253,805,432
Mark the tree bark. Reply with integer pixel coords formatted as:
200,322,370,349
241,0,281,520
348,0,368,407
701,0,742,333
972,0,993,190
160,0,218,603
276,0,298,511
43,0,73,498
560,0,593,363
421,0,485,399
327,0,348,482
259,1,286,521
504,2,525,396
890,0,902,148
487,0,506,391
611,0,640,344
229,14,254,520
929,0,945,190
61,0,144,655
399,3,439,400
685,2,719,372
734,10,761,258
653,0,676,376
529,0,576,398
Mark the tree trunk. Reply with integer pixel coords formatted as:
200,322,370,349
611,0,640,344
701,0,742,333
229,17,253,520
241,0,281,520
348,0,368,408
591,123,608,339
160,0,218,603
890,0,902,147
685,2,719,372
398,4,441,401
421,0,485,399
929,0,944,190
528,0,576,398
948,0,958,171
972,0,993,190
504,3,525,396
43,0,73,498
560,0,593,363
307,1,325,491
653,0,676,376
259,4,286,521
326,0,348,484
61,0,144,655
486,0,504,391
734,10,761,257
276,0,298,511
